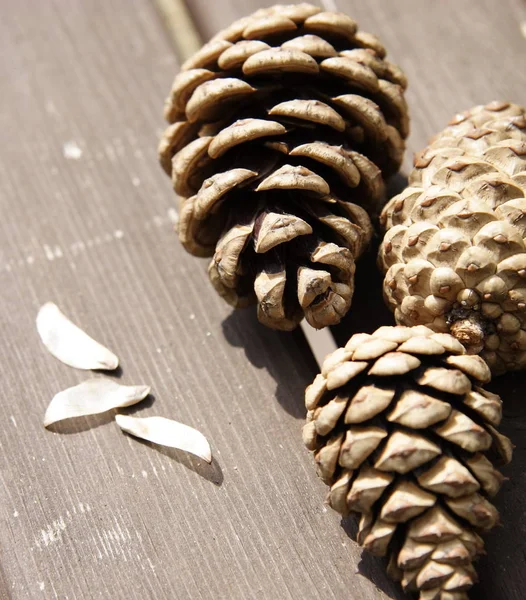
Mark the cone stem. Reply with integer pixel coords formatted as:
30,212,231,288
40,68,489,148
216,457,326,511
449,313,486,354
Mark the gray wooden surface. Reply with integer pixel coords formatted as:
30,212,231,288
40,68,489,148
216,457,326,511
0,1,525,599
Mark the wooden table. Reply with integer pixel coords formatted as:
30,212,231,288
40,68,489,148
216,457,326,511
1,1,525,598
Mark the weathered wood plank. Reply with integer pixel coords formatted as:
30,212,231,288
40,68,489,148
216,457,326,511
0,0,404,599
182,1,526,599
2,0,526,599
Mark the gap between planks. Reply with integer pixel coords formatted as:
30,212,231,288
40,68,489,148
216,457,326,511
153,0,339,368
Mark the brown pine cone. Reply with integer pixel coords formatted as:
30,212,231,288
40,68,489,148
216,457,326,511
378,101,526,373
159,3,409,330
304,325,512,600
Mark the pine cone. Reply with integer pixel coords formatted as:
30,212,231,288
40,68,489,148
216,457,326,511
159,3,409,330
378,101,526,373
304,325,512,600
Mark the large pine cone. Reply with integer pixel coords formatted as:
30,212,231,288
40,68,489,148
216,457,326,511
379,101,526,373
159,3,409,330
304,325,512,600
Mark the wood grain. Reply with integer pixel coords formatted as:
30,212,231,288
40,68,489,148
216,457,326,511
1,1,525,599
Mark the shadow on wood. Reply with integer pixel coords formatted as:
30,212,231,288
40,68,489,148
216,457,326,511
330,241,394,347
46,412,117,435
119,432,224,486
120,394,156,413
94,364,124,379
474,370,526,598
45,394,156,434
221,309,317,419
44,395,155,434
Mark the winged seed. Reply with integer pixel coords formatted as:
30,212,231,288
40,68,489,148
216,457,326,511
44,379,150,427
115,415,212,463
36,302,119,370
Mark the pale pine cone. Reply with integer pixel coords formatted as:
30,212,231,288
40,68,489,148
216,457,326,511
379,101,526,374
